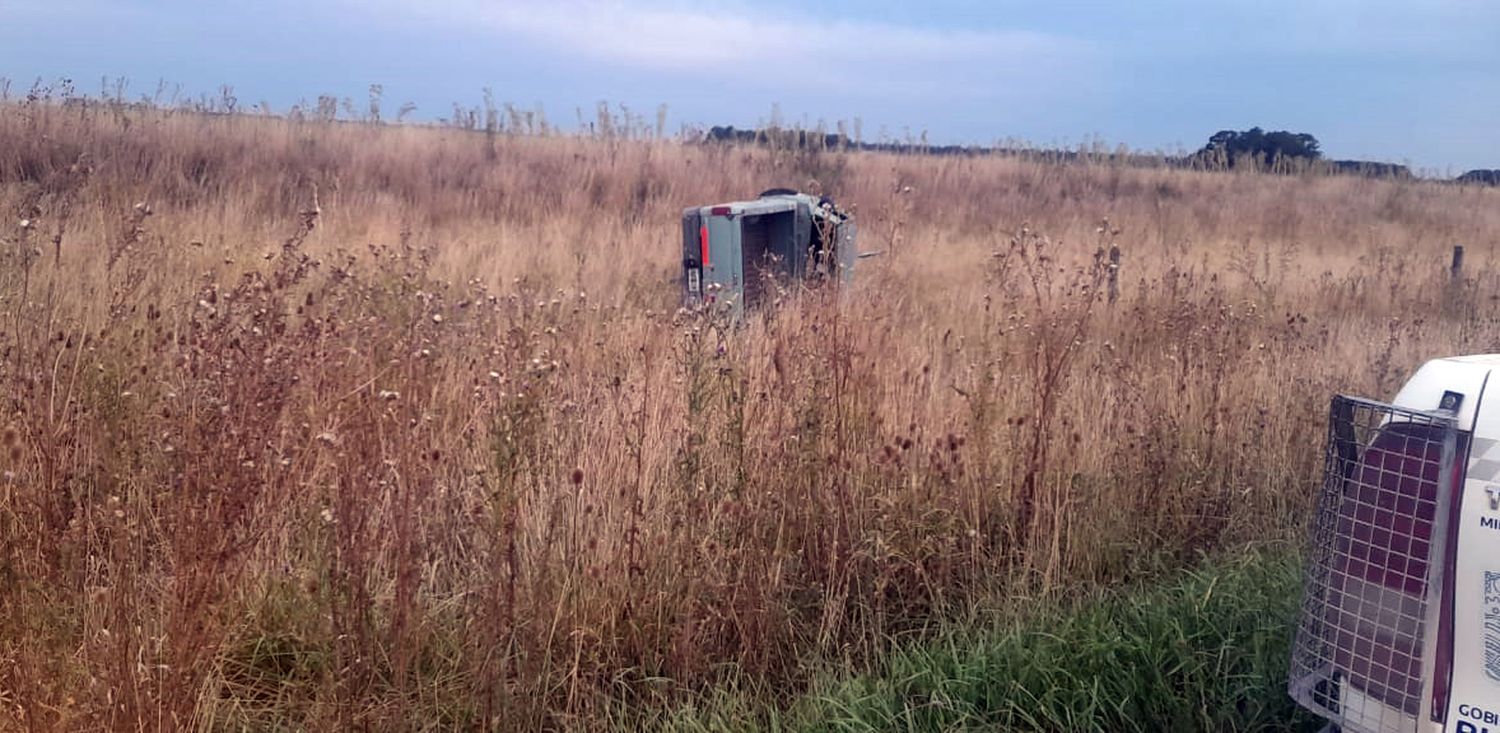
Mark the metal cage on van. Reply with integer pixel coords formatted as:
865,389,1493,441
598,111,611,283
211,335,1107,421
1290,395,1463,733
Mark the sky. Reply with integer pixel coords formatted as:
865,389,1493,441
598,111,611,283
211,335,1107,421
2,0,1497,174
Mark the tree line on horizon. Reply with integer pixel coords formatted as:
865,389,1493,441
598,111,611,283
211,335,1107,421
702,124,1497,184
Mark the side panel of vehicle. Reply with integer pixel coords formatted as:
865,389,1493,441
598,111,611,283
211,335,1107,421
1441,372,1500,728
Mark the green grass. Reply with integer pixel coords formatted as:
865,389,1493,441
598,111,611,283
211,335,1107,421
662,548,1323,733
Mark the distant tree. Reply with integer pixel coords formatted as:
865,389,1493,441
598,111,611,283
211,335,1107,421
367,84,382,124
1458,169,1500,186
1199,127,1322,167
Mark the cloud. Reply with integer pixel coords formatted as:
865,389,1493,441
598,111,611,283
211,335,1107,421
3,0,148,22
1133,0,1500,60
356,0,1098,98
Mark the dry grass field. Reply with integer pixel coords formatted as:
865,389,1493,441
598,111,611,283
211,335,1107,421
1,98,1498,729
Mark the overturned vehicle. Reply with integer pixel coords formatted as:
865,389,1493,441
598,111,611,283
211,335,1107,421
680,189,857,316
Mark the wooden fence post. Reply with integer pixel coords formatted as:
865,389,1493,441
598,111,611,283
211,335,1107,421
1107,244,1121,305
1445,244,1468,318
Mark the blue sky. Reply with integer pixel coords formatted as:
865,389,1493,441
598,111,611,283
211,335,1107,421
3,0,1497,173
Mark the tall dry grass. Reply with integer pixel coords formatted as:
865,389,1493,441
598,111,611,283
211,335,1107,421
1,97,1499,729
